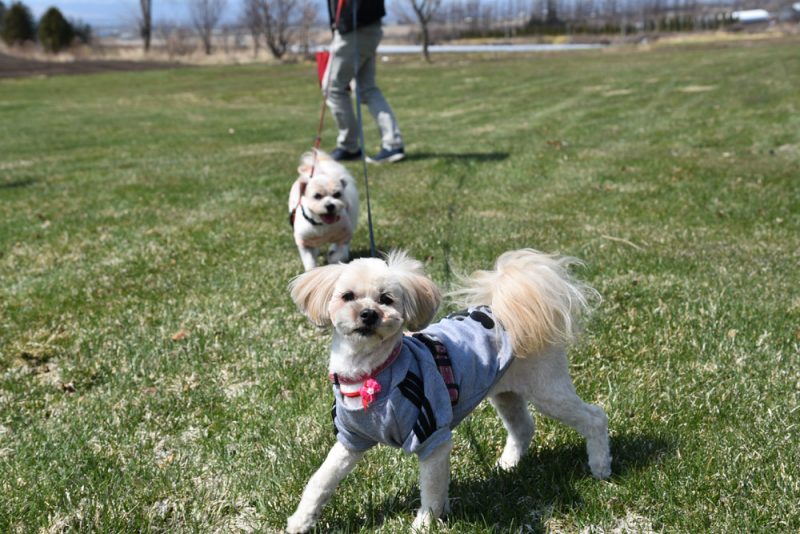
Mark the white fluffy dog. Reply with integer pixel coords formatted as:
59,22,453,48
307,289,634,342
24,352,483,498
289,150,359,271
286,249,611,532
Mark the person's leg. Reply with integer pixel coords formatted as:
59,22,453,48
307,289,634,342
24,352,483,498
354,24,403,151
323,31,360,153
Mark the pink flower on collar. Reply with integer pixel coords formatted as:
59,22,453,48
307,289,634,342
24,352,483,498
360,378,382,409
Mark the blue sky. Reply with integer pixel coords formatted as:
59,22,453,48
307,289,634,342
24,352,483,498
20,1,243,28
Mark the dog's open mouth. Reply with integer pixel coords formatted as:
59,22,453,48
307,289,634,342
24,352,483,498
320,214,339,224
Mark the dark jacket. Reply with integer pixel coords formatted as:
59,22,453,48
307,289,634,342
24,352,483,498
328,0,385,34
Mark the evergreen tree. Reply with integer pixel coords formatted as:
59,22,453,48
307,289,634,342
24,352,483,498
1,1,35,46
38,6,73,52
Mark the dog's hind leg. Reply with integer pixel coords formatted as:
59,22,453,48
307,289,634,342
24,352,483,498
489,391,535,470
500,350,611,479
527,351,611,479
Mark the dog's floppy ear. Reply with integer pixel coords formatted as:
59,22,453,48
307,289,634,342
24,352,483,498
289,263,348,327
297,151,316,179
297,164,312,179
386,250,442,331
288,176,309,213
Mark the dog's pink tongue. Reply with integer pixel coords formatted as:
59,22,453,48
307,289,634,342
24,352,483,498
321,214,338,224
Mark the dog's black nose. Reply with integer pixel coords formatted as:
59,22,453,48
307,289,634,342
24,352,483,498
360,309,379,326
325,203,336,213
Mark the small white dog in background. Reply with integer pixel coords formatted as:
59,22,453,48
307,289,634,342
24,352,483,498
289,150,359,271
286,249,611,532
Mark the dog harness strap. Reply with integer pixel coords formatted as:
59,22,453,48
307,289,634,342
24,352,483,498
398,371,437,443
412,333,459,406
331,401,338,436
300,205,322,226
290,180,308,228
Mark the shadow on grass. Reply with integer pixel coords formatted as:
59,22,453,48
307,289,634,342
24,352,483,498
449,431,674,531
323,431,674,532
0,178,35,189
609,431,677,477
406,152,509,164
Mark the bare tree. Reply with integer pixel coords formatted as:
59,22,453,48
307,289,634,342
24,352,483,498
403,0,443,62
138,0,152,52
545,0,558,23
240,0,307,60
241,0,263,56
190,0,227,55
158,20,194,58
261,0,297,59
296,0,317,58
463,0,482,32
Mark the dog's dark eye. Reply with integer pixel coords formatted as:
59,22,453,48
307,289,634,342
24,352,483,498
379,293,394,306
313,193,323,200
341,291,355,302
332,191,341,199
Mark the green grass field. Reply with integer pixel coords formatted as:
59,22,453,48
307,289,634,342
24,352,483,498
1,38,798,532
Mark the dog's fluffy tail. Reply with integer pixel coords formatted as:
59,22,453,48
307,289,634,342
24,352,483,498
448,249,598,357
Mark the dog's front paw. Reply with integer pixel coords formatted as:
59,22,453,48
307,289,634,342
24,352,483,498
412,506,448,532
412,510,434,532
286,512,316,534
327,246,349,264
588,447,612,479
496,456,517,471
589,456,612,480
301,259,317,272
496,447,525,471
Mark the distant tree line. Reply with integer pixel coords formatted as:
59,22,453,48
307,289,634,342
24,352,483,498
0,0,770,62
135,0,317,58
425,0,740,40
0,1,91,52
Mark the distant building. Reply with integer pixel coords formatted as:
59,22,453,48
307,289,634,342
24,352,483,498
731,9,771,24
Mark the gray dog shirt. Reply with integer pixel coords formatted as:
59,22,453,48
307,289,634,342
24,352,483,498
331,306,515,459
